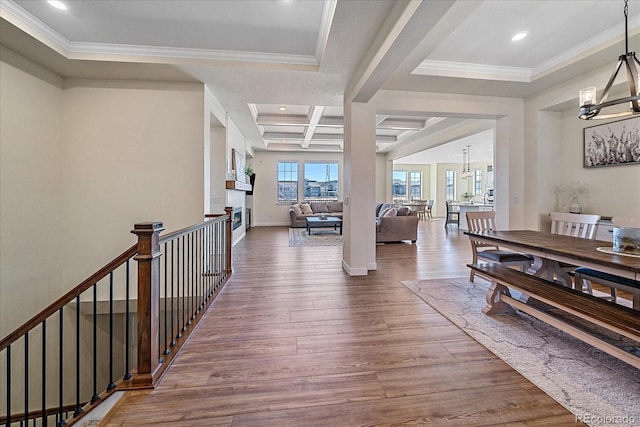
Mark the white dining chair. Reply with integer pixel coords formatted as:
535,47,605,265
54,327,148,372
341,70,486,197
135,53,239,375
466,211,533,282
549,212,603,293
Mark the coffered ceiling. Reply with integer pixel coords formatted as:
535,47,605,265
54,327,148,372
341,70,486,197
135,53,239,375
2,0,639,159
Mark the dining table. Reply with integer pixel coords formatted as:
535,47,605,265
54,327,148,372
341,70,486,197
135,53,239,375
466,229,640,283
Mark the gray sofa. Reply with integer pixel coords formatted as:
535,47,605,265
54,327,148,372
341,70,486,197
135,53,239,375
375,203,419,243
289,201,343,228
289,201,418,243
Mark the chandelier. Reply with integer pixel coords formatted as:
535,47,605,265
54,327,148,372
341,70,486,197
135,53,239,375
461,145,473,178
579,0,640,119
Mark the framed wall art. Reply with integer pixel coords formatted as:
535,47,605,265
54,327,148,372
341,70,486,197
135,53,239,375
583,116,640,168
231,148,246,182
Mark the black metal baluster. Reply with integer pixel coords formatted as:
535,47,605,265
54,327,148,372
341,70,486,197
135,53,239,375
170,240,176,347
91,284,99,403
6,344,11,426
75,295,82,416
176,238,184,338
191,232,195,321
42,320,47,427
187,233,192,324
108,272,116,391
124,260,131,381
182,235,187,331
24,332,28,425
163,242,169,355
58,308,64,426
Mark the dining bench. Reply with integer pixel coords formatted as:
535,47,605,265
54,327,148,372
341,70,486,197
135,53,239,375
467,263,640,368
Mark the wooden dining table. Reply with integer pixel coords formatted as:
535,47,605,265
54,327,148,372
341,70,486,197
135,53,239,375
466,230,640,282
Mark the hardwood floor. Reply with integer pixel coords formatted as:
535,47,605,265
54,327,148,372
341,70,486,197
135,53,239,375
102,220,582,426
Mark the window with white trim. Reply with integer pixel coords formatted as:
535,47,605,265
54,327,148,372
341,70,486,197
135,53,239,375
277,161,298,203
474,169,483,196
392,171,407,199
409,171,422,199
445,170,456,200
304,162,339,201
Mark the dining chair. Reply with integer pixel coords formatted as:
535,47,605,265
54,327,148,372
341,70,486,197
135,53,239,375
415,200,428,220
549,212,600,239
465,211,534,282
426,199,434,219
549,212,603,292
444,200,459,229
574,216,640,307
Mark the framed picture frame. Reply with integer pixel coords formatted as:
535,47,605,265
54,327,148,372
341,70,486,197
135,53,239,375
231,148,246,182
583,116,640,168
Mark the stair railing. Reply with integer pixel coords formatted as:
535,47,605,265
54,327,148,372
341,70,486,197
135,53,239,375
0,208,233,427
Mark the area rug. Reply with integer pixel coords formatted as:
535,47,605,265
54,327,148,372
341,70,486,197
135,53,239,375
400,278,640,427
288,227,343,247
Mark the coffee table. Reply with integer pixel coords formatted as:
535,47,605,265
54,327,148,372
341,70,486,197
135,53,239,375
306,216,342,235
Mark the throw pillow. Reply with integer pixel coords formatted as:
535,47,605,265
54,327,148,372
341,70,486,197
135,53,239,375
382,207,398,217
291,203,303,216
397,206,410,216
327,201,343,212
300,203,313,215
310,203,329,213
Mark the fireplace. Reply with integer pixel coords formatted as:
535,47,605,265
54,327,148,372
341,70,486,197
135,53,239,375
232,207,242,230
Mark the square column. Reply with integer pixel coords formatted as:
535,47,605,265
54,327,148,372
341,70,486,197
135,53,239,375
342,101,377,275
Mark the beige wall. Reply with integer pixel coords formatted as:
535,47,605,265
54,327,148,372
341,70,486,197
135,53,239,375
556,109,640,218
251,151,343,226
1,47,65,335
1,49,206,334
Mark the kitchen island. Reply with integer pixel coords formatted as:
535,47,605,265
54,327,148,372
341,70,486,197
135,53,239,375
453,202,494,231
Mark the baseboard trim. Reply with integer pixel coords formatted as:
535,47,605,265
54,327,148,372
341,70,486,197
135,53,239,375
342,260,368,276
367,262,377,271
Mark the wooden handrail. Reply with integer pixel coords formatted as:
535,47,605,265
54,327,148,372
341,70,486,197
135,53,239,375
0,243,138,351
1,213,233,425
160,215,228,244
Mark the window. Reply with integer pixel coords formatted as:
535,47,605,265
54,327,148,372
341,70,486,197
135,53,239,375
303,162,339,200
445,170,455,200
392,171,407,199
474,169,483,196
409,171,422,199
277,161,298,203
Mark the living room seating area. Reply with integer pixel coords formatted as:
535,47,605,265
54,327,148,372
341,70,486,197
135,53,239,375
288,201,419,243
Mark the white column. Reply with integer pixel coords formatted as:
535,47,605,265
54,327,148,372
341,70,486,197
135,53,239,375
342,100,377,276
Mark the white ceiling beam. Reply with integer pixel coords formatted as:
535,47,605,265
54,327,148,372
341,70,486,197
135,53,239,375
317,117,344,127
262,132,305,141
377,119,425,130
302,106,325,149
376,115,390,125
256,114,309,126
375,135,397,143
344,0,454,103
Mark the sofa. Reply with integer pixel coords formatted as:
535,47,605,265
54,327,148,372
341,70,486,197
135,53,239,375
289,201,418,243
375,203,419,243
289,201,343,228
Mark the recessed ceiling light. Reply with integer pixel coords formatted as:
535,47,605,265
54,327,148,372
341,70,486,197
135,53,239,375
47,0,68,10
511,32,527,42
278,106,287,111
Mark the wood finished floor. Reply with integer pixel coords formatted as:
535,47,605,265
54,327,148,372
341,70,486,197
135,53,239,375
103,220,583,426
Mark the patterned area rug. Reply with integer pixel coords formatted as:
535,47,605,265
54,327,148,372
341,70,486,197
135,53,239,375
288,227,343,247
401,278,640,427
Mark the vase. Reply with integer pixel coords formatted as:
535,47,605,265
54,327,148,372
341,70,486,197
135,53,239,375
569,201,581,214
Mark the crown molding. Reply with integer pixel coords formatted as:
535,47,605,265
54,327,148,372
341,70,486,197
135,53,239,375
1,0,322,68
412,60,531,82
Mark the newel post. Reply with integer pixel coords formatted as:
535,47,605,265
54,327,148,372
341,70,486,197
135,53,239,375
224,207,233,275
131,222,165,388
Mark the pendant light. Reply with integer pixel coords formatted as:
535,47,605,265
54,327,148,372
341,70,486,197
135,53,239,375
461,145,473,178
579,0,640,119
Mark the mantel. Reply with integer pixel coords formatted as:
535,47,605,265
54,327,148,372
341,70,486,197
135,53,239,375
225,180,252,191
